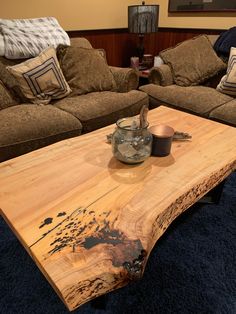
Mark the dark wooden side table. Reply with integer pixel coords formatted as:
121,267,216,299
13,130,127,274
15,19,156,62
138,68,151,86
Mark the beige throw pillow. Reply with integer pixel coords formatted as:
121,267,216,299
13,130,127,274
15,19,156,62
160,35,226,87
57,45,116,96
217,47,236,96
7,47,71,104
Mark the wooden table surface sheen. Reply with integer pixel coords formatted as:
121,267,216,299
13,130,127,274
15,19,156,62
1,106,236,311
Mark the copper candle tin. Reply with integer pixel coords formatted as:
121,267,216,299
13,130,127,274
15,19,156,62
149,124,175,157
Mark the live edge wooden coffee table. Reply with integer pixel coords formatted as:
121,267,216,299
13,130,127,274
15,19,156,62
1,106,236,311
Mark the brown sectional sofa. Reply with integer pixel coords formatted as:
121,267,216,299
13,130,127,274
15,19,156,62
139,35,236,127
0,37,148,162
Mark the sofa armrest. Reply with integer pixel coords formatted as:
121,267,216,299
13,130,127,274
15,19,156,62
148,64,174,86
109,66,139,92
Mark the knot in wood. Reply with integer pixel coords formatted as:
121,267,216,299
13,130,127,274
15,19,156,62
123,249,147,281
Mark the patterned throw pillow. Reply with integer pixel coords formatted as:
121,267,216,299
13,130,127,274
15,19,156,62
7,47,71,104
217,47,236,96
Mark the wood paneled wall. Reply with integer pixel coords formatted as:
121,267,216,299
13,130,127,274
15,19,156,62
68,27,223,67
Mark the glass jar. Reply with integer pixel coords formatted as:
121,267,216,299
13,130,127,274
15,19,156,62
111,117,153,164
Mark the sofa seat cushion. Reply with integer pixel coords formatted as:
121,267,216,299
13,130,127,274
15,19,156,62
139,84,233,116
209,100,236,126
0,104,82,161
54,90,148,132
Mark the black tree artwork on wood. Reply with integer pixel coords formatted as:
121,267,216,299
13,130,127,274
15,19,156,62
168,0,236,12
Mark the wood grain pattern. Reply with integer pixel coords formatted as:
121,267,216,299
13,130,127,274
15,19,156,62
1,106,236,311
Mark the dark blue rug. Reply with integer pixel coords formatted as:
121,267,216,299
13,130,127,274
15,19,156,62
1,172,236,314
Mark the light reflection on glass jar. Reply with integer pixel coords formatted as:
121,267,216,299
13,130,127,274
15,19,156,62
111,117,153,164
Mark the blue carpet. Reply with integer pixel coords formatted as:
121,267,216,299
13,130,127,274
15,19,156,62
0,172,236,314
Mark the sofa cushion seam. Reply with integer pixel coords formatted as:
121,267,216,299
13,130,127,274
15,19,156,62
77,94,148,123
0,128,82,148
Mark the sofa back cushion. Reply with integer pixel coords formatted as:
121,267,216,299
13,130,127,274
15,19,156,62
0,56,29,103
0,80,17,110
57,45,116,96
159,35,226,87
6,47,71,104
70,37,93,49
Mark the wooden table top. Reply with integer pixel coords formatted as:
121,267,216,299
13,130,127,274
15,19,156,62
1,106,236,311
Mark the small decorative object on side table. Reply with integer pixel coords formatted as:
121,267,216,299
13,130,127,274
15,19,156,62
138,68,151,85
130,55,152,85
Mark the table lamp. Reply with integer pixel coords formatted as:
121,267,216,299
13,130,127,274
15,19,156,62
128,1,159,63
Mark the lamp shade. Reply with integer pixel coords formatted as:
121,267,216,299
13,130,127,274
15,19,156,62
128,3,159,34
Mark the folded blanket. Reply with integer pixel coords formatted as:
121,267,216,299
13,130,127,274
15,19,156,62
0,33,4,56
0,17,70,59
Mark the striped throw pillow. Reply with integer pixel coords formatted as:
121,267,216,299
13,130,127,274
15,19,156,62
7,47,71,104
217,47,236,96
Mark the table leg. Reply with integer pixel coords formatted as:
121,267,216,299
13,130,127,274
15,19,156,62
198,180,226,204
91,294,108,310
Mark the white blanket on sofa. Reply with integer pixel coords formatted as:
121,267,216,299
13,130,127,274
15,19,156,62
0,17,70,59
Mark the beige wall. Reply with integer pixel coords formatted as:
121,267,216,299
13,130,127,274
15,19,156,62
151,0,236,30
1,0,138,30
1,0,236,30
